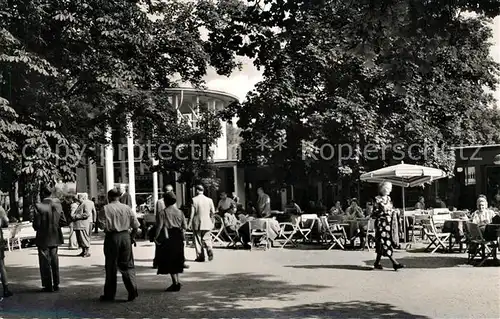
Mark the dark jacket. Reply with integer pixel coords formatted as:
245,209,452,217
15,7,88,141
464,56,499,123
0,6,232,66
0,206,8,250
33,197,66,248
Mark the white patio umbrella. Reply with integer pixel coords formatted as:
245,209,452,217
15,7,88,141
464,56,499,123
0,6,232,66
359,162,447,247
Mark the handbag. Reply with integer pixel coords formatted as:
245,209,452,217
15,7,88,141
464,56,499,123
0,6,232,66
155,226,169,245
147,225,156,242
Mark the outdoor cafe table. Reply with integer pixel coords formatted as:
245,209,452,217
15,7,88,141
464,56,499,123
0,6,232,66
239,217,281,242
442,218,469,252
328,219,369,246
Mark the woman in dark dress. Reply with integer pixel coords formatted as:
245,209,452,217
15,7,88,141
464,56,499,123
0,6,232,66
372,181,405,271
155,192,186,291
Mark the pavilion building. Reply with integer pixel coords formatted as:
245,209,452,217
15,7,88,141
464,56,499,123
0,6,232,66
74,87,245,211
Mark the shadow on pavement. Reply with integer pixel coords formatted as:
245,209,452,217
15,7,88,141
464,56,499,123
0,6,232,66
285,255,470,270
0,263,428,318
364,256,469,269
284,264,373,271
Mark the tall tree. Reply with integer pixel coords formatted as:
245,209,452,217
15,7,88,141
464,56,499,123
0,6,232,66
208,0,500,194
0,0,238,216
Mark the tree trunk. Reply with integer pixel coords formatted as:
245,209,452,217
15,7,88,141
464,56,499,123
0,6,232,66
8,182,19,219
22,179,38,222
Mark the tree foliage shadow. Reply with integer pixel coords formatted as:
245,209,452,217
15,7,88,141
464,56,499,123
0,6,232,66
364,256,469,269
285,264,374,271
0,263,430,318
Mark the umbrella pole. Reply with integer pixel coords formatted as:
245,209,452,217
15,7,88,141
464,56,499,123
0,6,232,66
402,185,410,250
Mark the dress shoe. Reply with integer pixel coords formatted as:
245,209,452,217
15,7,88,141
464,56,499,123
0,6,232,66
194,257,205,262
3,290,13,298
99,295,114,302
165,284,181,292
207,250,214,261
83,253,91,257
41,287,53,293
373,264,383,270
127,290,138,301
183,264,189,269
393,263,405,271
53,285,59,291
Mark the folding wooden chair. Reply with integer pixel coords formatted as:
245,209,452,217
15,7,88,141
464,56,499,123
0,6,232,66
363,218,376,251
277,217,299,248
3,224,19,251
320,216,346,250
6,223,22,251
221,219,241,248
211,215,225,245
249,219,270,250
422,218,450,253
466,222,498,266
298,214,317,243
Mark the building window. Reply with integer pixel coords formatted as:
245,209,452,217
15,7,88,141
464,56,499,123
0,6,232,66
465,167,476,185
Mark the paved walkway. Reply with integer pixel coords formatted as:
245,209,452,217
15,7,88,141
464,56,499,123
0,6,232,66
0,236,499,318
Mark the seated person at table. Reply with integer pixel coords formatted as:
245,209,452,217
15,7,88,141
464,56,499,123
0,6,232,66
223,209,239,230
245,201,257,217
364,201,374,217
414,196,425,210
217,192,235,216
285,200,302,215
471,196,495,229
432,196,447,209
329,201,344,216
492,214,500,224
345,199,364,220
315,200,327,215
222,209,240,241
237,216,281,249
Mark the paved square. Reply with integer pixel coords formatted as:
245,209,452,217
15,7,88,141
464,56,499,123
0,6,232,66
0,237,499,318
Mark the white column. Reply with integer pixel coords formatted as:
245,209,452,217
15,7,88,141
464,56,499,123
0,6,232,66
181,183,186,206
88,160,98,199
233,165,238,195
159,172,164,193
120,146,127,183
104,126,115,192
126,118,136,212
175,172,182,205
152,160,159,214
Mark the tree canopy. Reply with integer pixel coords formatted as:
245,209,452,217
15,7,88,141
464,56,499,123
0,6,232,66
207,0,500,188
0,0,237,205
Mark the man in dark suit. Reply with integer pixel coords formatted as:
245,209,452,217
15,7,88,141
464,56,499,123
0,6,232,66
33,185,66,292
118,184,132,208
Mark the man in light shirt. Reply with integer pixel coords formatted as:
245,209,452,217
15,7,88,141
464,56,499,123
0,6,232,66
189,185,215,262
217,192,235,215
99,189,140,302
